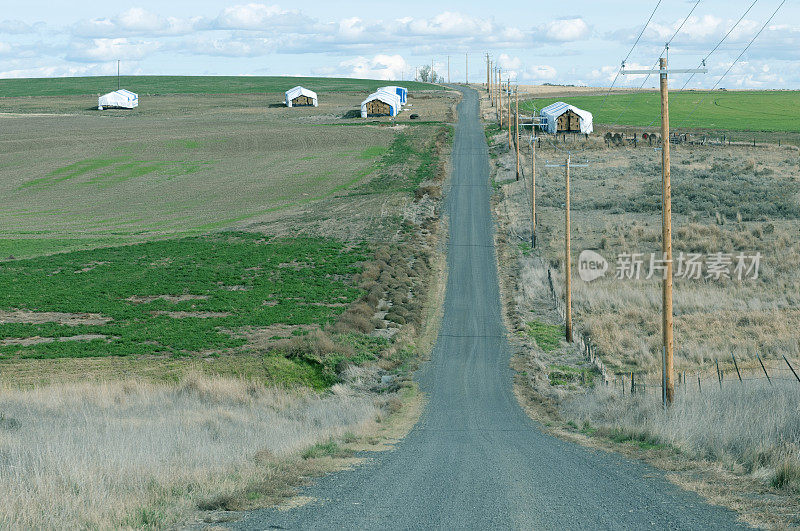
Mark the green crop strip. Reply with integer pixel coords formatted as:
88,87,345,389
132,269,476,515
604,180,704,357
0,232,368,361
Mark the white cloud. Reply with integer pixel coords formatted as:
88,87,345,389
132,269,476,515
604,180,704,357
68,38,162,62
73,9,203,37
545,18,590,41
212,3,311,31
338,54,408,80
0,19,36,34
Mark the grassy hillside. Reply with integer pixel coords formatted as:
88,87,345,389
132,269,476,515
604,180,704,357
0,75,442,97
520,90,800,132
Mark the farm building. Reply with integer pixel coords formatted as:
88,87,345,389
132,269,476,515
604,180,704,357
539,101,593,134
378,86,408,105
97,89,138,110
361,92,401,118
285,86,318,107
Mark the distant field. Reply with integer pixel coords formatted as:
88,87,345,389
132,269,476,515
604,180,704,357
0,80,454,381
0,75,441,98
0,94,400,256
520,90,800,132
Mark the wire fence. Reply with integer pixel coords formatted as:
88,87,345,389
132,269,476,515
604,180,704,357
499,125,800,400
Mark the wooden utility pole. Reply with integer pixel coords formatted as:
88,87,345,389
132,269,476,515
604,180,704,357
545,155,587,342
507,81,512,148
530,139,536,248
622,55,706,405
515,86,520,180
659,56,674,404
490,62,494,106
498,68,502,126
565,155,573,342
486,54,490,92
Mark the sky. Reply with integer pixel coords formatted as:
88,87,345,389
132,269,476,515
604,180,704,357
1,0,798,88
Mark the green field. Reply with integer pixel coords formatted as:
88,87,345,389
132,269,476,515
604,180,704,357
0,76,452,385
521,90,800,132
0,75,441,98
0,233,380,373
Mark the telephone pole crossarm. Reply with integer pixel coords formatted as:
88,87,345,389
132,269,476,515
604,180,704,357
621,68,708,75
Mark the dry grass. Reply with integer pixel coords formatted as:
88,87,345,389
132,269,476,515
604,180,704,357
0,372,379,529
562,381,800,495
489,97,800,526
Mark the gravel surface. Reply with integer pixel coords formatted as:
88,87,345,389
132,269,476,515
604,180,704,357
233,86,744,531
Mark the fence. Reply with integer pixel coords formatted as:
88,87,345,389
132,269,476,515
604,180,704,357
500,117,800,402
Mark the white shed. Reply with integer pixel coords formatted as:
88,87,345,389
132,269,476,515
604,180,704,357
377,86,408,105
98,89,138,110
361,92,401,118
539,101,593,134
285,86,318,107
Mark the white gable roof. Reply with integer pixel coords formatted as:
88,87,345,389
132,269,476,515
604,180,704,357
539,101,593,134
98,89,138,109
360,91,401,117
285,86,318,106
377,85,408,103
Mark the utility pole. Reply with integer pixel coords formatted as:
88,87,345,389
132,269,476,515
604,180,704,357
530,137,536,248
498,68,502,126
565,155,572,342
447,55,450,83
465,52,468,85
507,81,512,148
546,156,588,342
622,53,706,405
489,61,493,105
117,59,120,90
515,86,520,180
486,54,490,91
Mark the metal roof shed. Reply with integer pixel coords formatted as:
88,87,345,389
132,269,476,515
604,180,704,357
285,86,318,107
361,92,401,118
98,89,138,110
539,101,593,134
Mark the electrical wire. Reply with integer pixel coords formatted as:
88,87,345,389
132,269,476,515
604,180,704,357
678,0,787,128
643,0,761,128
610,0,702,126
597,0,664,115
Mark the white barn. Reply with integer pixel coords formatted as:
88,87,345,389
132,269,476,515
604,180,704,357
361,92,401,118
539,101,593,134
377,86,408,105
285,86,318,107
98,89,138,110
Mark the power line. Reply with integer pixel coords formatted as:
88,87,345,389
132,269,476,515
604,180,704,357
609,0,702,126
679,0,787,128
645,0,761,128
597,0,664,114
678,0,760,91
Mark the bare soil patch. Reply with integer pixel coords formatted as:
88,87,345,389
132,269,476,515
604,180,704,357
0,310,111,326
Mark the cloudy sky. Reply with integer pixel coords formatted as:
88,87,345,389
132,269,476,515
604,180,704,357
1,0,797,88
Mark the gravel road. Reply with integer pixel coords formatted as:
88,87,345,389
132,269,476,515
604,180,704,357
233,86,744,530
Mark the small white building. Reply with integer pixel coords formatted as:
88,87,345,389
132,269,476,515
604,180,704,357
361,92,401,118
539,101,593,134
98,89,138,110
285,86,318,107
377,86,408,105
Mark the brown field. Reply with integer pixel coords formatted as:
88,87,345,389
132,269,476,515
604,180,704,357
0,83,457,528
487,86,800,526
